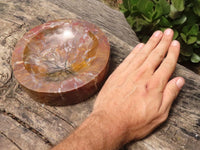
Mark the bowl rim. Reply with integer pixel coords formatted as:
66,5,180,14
12,19,110,94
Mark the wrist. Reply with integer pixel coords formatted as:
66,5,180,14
89,110,128,149
52,110,128,150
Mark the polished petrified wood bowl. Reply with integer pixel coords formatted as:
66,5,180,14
12,19,110,106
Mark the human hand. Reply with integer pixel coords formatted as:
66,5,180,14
92,29,185,144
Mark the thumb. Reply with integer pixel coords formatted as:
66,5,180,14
160,77,185,113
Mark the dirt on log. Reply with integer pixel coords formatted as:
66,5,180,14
0,0,199,150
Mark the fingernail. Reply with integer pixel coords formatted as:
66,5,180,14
171,40,179,46
153,31,162,37
164,29,173,35
176,78,185,89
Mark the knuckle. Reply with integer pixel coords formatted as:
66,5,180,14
145,63,153,71
157,111,169,123
164,58,174,66
148,79,163,90
160,112,169,122
157,52,165,60
162,59,175,72
166,87,175,97
151,49,165,60
133,68,146,81
149,36,159,44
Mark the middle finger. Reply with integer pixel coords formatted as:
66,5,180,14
141,29,174,73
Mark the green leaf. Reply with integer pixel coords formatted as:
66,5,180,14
119,4,129,15
169,5,179,19
193,43,200,48
182,25,190,34
182,24,199,36
156,0,170,15
191,53,200,63
159,16,171,27
137,0,154,20
187,36,197,44
197,34,200,45
180,46,193,57
188,24,199,36
120,0,200,64
189,24,199,36
159,27,167,33
123,0,138,9
141,35,150,43
153,0,170,20
180,33,197,45
134,17,149,32
126,15,135,28
185,9,199,25
173,30,179,40
171,0,185,11
180,33,187,43
197,41,200,45
172,15,187,25
121,0,128,9
130,0,139,6
181,24,198,44
193,0,200,16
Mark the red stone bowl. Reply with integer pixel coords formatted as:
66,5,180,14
12,19,110,106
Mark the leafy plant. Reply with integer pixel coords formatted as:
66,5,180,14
120,0,200,63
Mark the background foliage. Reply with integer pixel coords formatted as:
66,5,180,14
120,0,200,63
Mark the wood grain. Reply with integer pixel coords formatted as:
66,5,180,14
0,113,51,150
0,0,199,149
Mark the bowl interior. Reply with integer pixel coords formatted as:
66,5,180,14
23,23,98,81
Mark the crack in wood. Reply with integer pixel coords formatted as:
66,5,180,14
36,17,46,24
12,94,76,132
0,109,53,147
1,18,24,26
0,23,25,47
0,79,17,101
197,119,200,127
0,132,22,150
43,107,76,129
24,107,52,124
13,15,26,21
180,128,200,140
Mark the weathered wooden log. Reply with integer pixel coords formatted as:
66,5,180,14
0,0,199,149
